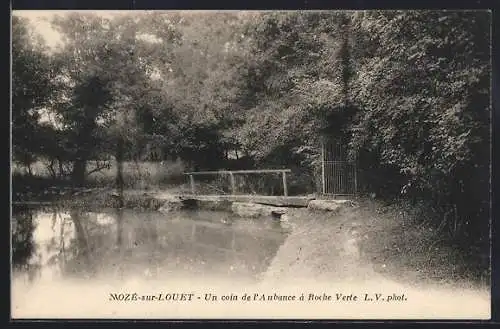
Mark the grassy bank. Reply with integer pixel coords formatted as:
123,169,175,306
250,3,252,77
12,159,186,189
265,199,490,291
12,159,310,199
12,159,188,202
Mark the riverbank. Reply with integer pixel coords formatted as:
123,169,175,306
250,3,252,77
11,197,490,319
263,201,490,293
12,186,490,293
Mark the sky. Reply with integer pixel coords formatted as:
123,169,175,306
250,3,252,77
11,10,212,126
12,10,134,49
12,10,255,50
13,11,63,49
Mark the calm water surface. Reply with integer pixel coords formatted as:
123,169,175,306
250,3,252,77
12,205,291,287
11,204,490,319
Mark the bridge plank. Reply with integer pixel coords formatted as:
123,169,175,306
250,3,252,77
155,194,314,207
184,169,291,175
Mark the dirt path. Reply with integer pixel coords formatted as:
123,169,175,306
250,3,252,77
261,204,489,289
261,209,377,284
254,205,490,319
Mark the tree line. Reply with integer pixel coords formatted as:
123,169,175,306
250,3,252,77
12,10,490,246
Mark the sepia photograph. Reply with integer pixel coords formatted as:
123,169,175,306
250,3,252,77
10,9,492,319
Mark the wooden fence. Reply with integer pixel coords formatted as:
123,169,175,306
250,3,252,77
184,169,292,196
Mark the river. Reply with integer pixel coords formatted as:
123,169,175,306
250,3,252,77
11,204,490,319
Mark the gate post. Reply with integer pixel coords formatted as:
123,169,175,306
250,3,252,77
229,172,236,195
354,160,358,195
189,174,195,194
321,141,326,195
282,171,288,197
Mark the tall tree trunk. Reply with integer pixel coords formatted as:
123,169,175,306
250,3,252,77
48,159,57,180
116,138,125,208
114,137,125,279
71,158,87,187
57,158,64,179
26,164,33,177
71,117,98,186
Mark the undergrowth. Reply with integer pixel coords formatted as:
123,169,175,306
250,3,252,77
342,198,490,289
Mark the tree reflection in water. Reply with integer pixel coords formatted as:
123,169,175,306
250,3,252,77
12,206,36,282
114,205,125,280
12,203,290,286
12,205,121,283
12,205,74,283
68,209,94,278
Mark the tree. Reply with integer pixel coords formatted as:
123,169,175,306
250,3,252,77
213,12,356,193
12,16,56,173
348,11,490,240
49,12,174,185
48,13,117,185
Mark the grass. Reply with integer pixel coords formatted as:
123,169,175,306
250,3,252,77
266,198,490,291
12,159,317,197
11,159,190,205
12,159,187,190
349,199,490,289
86,159,186,188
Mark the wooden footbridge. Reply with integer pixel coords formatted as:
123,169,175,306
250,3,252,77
181,167,353,207
184,139,357,202
174,194,313,207
182,169,308,206
185,169,292,195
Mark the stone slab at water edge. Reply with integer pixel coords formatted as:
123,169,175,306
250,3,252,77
231,202,287,218
158,195,185,213
307,199,357,212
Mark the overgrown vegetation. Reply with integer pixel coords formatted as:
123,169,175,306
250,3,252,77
350,199,490,288
12,11,491,273
268,201,489,290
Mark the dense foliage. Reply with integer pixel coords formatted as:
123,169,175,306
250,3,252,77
347,11,490,244
12,16,57,172
12,11,490,246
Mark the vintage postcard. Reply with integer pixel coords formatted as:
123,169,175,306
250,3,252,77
10,9,492,320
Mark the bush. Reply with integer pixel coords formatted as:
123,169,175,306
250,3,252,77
87,159,187,188
12,159,188,191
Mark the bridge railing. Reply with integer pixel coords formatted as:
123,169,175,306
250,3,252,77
184,169,292,196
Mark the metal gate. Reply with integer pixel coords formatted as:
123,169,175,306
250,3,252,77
321,140,357,196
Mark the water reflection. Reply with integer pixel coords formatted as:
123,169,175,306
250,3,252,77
11,206,290,286
11,206,491,320
12,208,36,281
